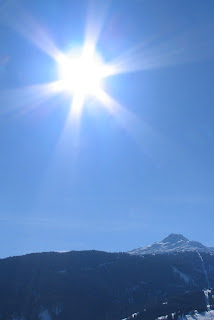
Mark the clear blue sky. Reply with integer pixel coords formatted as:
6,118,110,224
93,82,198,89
0,0,214,257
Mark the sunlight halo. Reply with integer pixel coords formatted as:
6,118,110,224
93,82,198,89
56,49,113,99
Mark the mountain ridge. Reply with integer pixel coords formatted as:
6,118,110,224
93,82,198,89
0,249,213,320
129,233,214,255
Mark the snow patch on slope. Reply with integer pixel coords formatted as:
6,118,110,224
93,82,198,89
179,310,214,319
197,253,210,288
157,310,214,320
157,313,176,319
203,289,211,311
172,266,192,284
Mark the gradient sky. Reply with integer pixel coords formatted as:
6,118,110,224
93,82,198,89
0,0,214,258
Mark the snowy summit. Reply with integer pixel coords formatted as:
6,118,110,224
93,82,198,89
129,234,214,255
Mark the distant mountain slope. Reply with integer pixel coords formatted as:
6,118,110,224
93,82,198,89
129,234,214,255
0,250,214,320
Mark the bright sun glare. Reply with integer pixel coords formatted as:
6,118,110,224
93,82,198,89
57,49,110,98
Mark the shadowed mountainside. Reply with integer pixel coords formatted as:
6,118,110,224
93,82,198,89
0,249,214,319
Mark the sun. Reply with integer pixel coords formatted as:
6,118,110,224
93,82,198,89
57,49,109,99
54,46,116,121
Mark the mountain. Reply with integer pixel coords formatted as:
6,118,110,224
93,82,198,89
179,310,214,320
0,249,214,320
124,289,214,320
126,289,214,320
128,234,214,255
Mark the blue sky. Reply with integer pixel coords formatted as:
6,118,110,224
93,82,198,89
0,0,214,257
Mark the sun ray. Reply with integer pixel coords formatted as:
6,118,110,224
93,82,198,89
0,0,172,163
1,1,61,60
108,26,214,76
96,88,142,136
67,93,85,132
95,89,170,166
0,81,61,116
84,0,111,55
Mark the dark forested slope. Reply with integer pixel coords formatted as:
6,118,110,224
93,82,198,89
0,250,214,319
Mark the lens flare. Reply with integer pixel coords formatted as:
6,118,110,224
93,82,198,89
57,49,111,98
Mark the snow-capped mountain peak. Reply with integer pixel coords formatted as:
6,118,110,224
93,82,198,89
129,234,213,255
161,233,188,244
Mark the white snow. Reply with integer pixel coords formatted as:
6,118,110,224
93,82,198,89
197,252,210,288
157,313,176,319
159,242,170,245
158,310,214,320
129,234,213,255
203,289,211,311
131,312,139,318
179,310,214,319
